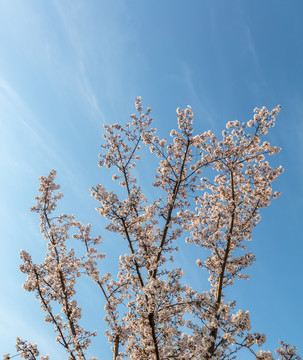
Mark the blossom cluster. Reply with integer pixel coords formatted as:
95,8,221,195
4,98,300,360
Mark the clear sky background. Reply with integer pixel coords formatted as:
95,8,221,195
0,0,302,358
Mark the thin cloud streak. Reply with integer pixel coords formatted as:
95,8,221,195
53,0,106,123
78,61,106,123
0,76,69,172
180,62,216,129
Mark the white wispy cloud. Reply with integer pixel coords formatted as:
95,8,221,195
53,0,106,123
245,25,259,68
78,61,106,123
180,61,216,129
0,76,66,172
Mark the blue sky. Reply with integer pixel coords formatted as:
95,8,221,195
0,0,302,358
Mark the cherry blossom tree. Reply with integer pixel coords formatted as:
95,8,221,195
4,98,301,360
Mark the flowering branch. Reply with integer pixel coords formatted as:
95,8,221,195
4,98,301,360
